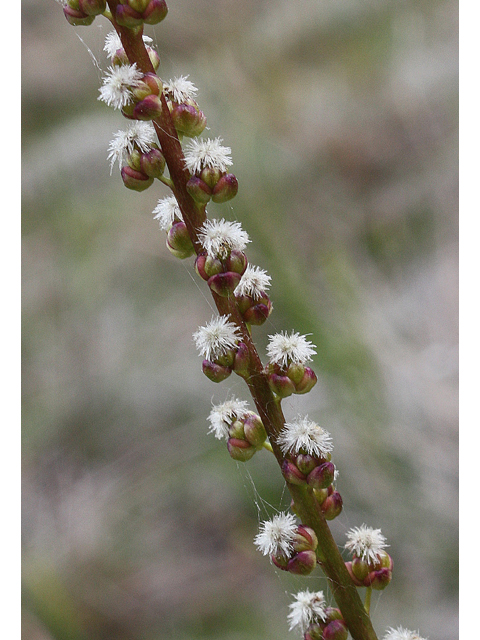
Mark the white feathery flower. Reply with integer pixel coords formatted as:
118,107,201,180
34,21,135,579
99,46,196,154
104,31,153,59
383,627,427,640
198,218,250,259
234,265,271,299
287,590,327,633
254,512,297,557
107,121,156,173
345,524,388,564
163,75,198,104
98,64,143,110
184,137,233,175
207,398,250,440
193,315,241,361
266,331,316,368
277,416,333,458
153,196,183,230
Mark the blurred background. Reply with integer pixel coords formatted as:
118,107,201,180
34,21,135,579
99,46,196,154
22,0,458,638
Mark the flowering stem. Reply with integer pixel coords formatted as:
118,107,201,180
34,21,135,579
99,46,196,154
102,8,378,640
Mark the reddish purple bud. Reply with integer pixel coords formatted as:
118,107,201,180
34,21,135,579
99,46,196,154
78,0,106,15
141,147,166,178
115,4,143,27
293,525,318,552
271,554,289,570
305,624,325,640
200,166,222,189
287,549,317,575
345,561,364,586
202,360,231,383
186,176,212,204
307,462,336,490
350,557,370,583
212,173,239,203
294,366,317,394
321,490,343,520
225,249,248,275
243,413,267,448
232,341,250,378
207,272,243,297
195,254,222,280
295,454,317,475
281,460,307,486
166,222,195,259
133,94,163,120
121,165,154,192
323,620,348,640
324,608,343,623
171,103,207,138
227,437,257,462
242,300,272,325
364,567,392,590
143,0,168,24
63,6,95,25
267,372,296,398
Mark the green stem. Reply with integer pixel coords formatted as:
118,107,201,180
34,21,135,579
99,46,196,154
364,587,372,615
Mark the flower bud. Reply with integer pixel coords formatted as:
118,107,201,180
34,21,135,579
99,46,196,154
186,176,212,204
212,173,239,203
166,222,195,259
307,462,336,490
286,549,317,575
320,490,343,520
305,624,325,640
140,147,166,178
232,341,250,378
148,48,161,71
227,437,257,462
364,567,393,590
350,557,370,583
171,103,207,138
195,254,223,280
345,561,365,586
143,0,168,25
241,297,272,326
133,94,163,120
281,460,307,486
267,372,296,398
202,359,231,383
115,3,143,27
323,620,348,640
200,166,222,189
286,363,317,394
121,165,154,191
295,454,317,475
63,5,95,25
224,249,248,275
243,413,267,448
312,486,329,505
293,525,318,553
271,554,289,571
207,272,243,297
128,0,149,11
78,0,106,15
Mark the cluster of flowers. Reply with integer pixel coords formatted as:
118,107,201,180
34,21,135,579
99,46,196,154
61,7,429,639
286,588,426,640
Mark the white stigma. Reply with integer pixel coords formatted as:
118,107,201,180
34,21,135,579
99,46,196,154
107,121,156,173
287,590,327,633
163,75,199,104
234,265,271,299
207,398,250,440
193,315,241,361
254,512,297,557
198,218,250,259
277,415,333,458
153,196,183,231
98,64,143,110
266,331,316,368
345,524,388,564
184,137,233,175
